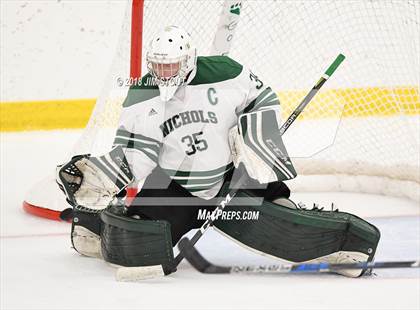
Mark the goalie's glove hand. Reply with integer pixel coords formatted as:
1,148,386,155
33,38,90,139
56,146,134,210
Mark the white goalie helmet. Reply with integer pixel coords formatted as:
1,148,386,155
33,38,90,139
146,26,197,101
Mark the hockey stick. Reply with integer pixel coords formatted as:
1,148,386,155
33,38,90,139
279,53,345,135
116,54,345,281
178,237,420,275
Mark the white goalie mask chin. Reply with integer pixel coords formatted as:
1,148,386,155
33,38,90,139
146,26,197,101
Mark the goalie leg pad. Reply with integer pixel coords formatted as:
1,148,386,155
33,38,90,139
100,207,175,275
214,190,380,277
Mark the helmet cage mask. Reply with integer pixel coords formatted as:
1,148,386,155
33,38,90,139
146,26,197,99
147,54,190,88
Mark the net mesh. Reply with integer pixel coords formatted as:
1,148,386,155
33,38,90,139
72,0,420,200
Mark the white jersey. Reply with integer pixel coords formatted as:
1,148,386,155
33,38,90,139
114,56,280,199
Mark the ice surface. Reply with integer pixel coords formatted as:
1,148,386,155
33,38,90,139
1,131,419,310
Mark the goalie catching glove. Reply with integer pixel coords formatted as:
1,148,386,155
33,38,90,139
56,145,134,210
229,108,297,184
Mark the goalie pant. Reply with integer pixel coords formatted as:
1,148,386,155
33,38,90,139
71,166,380,277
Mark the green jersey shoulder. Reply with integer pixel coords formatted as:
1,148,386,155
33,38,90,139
190,56,243,85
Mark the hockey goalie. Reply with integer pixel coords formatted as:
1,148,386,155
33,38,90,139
56,26,380,277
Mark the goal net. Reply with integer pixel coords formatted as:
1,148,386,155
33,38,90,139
24,0,420,219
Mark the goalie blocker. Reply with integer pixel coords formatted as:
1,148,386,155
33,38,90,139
230,107,296,184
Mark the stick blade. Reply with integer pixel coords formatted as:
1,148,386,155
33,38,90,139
178,237,230,274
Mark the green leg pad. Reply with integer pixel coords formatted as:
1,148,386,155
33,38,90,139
214,191,380,263
100,208,175,275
